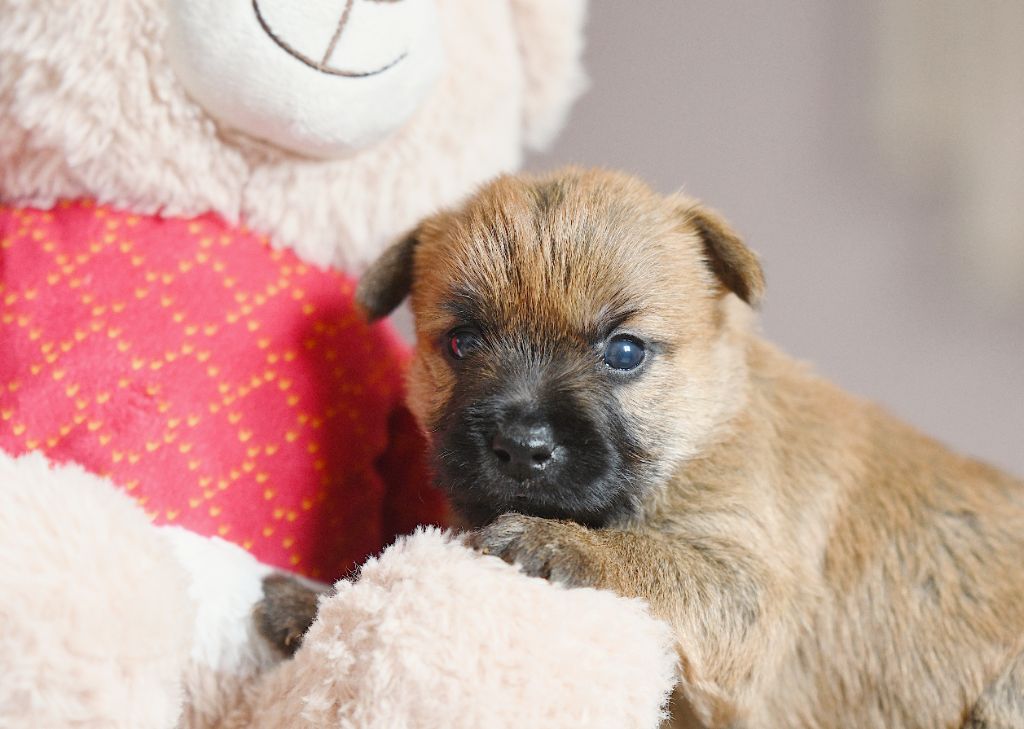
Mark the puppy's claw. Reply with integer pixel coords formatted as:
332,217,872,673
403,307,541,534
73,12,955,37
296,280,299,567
253,573,327,657
466,513,602,588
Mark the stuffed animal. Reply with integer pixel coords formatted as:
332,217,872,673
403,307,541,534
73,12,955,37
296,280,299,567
0,0,677,726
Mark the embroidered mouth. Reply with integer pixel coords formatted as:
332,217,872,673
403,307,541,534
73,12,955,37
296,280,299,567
252,0,407,78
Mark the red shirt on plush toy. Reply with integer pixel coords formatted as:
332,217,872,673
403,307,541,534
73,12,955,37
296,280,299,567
0,201,443,580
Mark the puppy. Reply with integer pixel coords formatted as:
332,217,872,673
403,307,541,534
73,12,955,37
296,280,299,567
266,168,1024,728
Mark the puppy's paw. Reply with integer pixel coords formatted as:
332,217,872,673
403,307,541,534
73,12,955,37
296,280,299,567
253,573,326,656
465,513,605,588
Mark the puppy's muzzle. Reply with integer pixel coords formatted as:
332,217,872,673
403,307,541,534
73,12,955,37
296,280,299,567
489,416,561,481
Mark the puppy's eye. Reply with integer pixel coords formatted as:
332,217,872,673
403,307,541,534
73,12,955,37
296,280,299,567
447,327,482,360
603,335,645,371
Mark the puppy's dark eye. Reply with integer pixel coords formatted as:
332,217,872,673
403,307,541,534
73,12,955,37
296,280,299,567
447,327,482,360
603,335,645,371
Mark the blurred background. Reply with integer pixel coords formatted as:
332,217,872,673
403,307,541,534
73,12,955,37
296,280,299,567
529,2,1023,474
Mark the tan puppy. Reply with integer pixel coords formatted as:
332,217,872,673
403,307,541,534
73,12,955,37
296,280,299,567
354,168,1024,728
263,167,1024,727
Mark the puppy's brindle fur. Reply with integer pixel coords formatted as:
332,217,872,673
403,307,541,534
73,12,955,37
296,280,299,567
263,168,1024,728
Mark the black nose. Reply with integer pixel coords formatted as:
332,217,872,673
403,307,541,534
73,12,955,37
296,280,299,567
490,420,558,480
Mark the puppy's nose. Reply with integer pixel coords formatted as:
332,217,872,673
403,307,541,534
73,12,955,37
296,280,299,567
490,421,557,480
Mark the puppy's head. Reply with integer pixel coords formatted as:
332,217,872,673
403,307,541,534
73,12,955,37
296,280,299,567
358,168,764,527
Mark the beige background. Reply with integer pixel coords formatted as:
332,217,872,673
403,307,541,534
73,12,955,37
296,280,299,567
529,2,1023,475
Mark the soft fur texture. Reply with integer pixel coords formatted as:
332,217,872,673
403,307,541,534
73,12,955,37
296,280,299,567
0,0,587,272
0,452,193,729
355,167,1024,728
227,528,677,729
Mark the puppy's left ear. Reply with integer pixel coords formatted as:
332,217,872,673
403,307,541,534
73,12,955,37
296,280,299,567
681,203,765,308
355,228,420,322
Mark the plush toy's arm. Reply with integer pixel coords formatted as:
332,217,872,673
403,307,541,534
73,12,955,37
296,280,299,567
238,528,677,729
509,0,589,150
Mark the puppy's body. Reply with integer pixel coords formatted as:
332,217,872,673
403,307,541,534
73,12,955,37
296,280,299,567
263,168,1024,727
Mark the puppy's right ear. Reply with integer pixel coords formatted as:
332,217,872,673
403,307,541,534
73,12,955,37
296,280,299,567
355,229,420,322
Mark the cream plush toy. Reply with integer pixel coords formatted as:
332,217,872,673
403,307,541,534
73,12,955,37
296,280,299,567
0,1,677,727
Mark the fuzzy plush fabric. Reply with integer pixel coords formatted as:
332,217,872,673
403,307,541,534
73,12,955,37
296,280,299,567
0,452,193,729
219,529,678,729
0,200,445,580
0,0,588,272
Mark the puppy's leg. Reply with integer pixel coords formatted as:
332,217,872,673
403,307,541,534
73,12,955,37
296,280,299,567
468,513,792,727
253,573,329,656
964,649,1024,728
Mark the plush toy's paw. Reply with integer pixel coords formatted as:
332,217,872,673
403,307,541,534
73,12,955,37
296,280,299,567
465,513,605,588
253,573,326,656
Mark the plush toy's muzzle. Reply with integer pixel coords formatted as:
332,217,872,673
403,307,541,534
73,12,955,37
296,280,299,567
166,0,445,158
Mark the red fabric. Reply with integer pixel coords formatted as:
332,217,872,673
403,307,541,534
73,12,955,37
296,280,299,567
0,200,445,580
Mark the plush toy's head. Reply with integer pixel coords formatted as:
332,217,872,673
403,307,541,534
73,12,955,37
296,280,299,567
0,0,586,269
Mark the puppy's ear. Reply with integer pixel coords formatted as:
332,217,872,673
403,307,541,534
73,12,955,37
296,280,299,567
355,229,420,322
681,203,765,308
